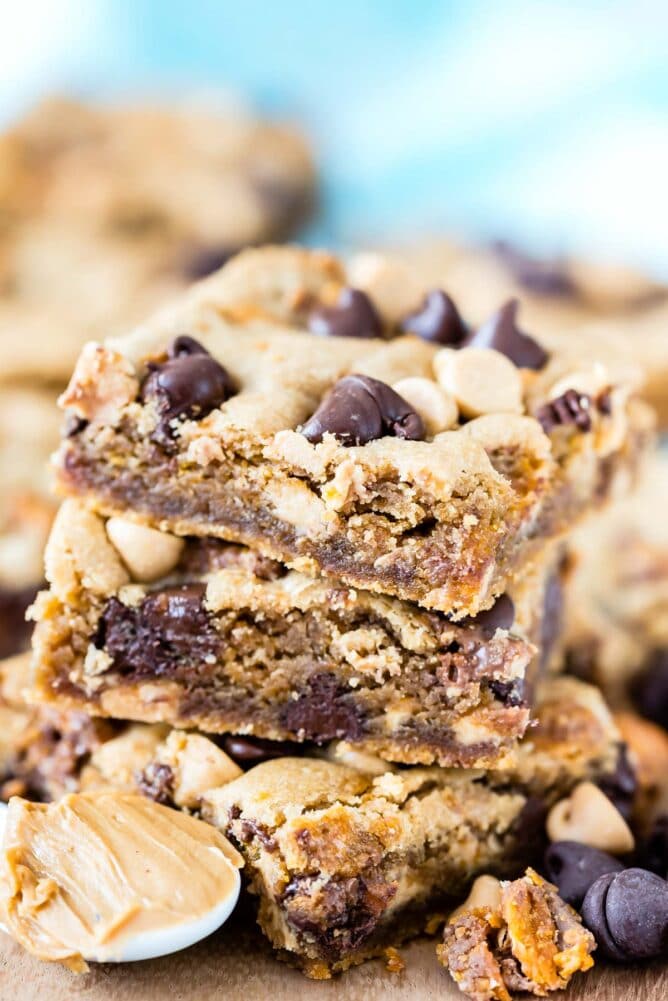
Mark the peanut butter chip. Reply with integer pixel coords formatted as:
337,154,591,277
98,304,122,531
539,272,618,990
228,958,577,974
392,377,458,435
106,518,185,582
546,781,635,854
434,347,523,418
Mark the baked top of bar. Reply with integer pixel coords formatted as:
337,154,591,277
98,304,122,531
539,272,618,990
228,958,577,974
56,247,650,615
378,238,668,423
390,237,667,329
0,98,315,383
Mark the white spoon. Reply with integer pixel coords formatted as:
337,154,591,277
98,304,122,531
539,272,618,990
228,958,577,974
0,798,241,963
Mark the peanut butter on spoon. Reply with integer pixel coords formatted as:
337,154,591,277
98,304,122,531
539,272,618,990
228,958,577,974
0,790,242,970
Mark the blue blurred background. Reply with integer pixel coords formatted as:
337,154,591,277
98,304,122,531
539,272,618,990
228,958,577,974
3,0,667,274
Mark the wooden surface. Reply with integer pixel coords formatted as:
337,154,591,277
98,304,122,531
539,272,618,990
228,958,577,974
1,919,666,1001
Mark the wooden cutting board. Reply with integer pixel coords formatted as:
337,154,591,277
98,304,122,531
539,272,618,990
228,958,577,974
1,919,666,1000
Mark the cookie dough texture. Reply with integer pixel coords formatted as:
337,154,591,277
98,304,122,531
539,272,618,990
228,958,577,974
0,97,315,383
200,677,620,978
0,791,242,971
31,500,560,768
55,246,650,619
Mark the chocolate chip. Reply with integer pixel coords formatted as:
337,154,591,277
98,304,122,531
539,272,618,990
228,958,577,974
459,594,515,637
544,841,624,907
301,374,425,446
63,413,88,437
631,648,668,730
280,672,367,743
463,299,548,370
492,241,577,298
536,389,593,434
637,815,668,877
597,744,637,822
181,244,239,281
0,584,39,659
582,868,668,960
141,336,236,441
308,288,383,339
540,571,564,672
95,583,216,677
136,761,175,805
581,872,628,961
487,677,526,707
399,289,468,345
221,734,302,768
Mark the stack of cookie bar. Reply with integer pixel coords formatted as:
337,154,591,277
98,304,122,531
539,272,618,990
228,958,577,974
0,98,315,659
21,245,653,977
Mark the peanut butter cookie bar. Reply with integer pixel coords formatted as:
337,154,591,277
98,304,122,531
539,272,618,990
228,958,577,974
389,238,668,424
0,388,61,658
565,451,668,726
55,247,651,618
30,500,563,767
0,97,315,383
200,677,623,978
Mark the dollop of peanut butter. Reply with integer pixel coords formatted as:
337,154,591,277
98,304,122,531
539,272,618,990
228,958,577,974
0,791,242,970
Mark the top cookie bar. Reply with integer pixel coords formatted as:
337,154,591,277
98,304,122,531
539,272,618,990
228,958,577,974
55,247,651,617
0,97,315,383
380,238,668,424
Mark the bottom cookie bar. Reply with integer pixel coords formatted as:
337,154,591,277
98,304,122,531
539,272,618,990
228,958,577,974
200,677,623,978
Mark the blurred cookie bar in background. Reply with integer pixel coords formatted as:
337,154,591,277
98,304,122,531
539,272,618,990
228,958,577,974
0,96,316,656
0,389,61,658
0,96,316,383
564,451,668,726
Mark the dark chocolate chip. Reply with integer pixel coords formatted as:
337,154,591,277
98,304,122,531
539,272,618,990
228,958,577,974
540,571,564,673
221,734,302,769
0,584,39,659
308,288,383,339
487,677,526,707
463,299,549,370
544,841,624,907
492,241,578,298
280,672,367,743
536,389,593,434
459,594,515,637
582,868,668,961
95,583,216,677
563,637,600,684
597,744,637,822
181,244,239,281
581,872,628,961
301,373,425,446
136,761,175,805
604,868,668,959
630,648,668,730
637,815,668,877
141,336,235,440
399,289,468,345
63,413,88,438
